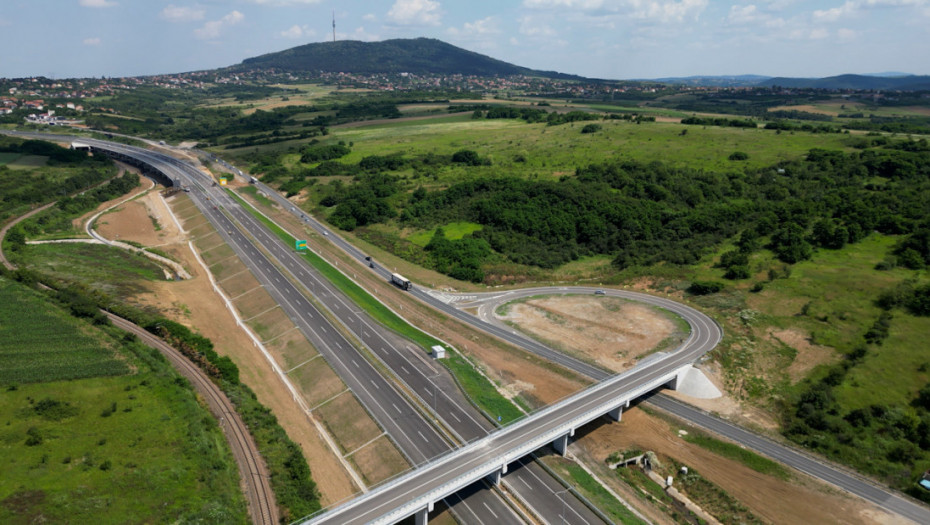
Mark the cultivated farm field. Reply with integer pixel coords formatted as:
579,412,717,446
0,278,127,385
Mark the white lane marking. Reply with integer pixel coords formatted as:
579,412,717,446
352,359,359,368
481,502,498,519
417,431,429,443
450,411,462,423
370,380,380,390
393,403,401,413
401,366,409,374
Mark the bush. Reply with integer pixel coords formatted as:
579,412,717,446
688,281,724,295
300,144,350,164
580,123,602,134
729,151,749,161
451,149,489,166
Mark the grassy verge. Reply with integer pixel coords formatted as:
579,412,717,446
544,456,648,525
228,189,526,424
666,459,763,525
682,432,790,480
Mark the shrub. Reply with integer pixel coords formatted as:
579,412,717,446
581,123,602,134
729,151,749,161
688,281,724,295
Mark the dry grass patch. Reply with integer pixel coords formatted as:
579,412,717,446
768,328,839,382
315,392,383,455
346,435,410,486
210,257,248,283
180,210,209,229
499,295,681,373
234,286,279,319
217,270,260,297
290,359,345,407
245,307,293,341
200,243,235,266
187,221,215,239
266,329,319,369
194,235,227,254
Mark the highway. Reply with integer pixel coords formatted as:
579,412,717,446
452,287,930,524
12,132,929,524
243,169,930,524
33,135,567,524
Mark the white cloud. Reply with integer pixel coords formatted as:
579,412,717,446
83,37,102,46
837,27,857,40
448,16,500,38
808,27,829,39
160,5,205,23
79,0,117,7
341,27,379,41
387,0,442,26
727,3,785,27
523,0,708,22
813,0,928,21
363,13,377,21
194,10,244,40
518,16,556,37
246,0,321,5
812,2,855,22
280,24,316,39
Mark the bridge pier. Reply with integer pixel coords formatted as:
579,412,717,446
608,406,623,421
553,433,569,456
485,462,508,485
413,500,434,525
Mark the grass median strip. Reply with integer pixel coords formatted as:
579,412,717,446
228,188,525,424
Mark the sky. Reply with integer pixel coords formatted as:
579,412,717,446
1,0,928,80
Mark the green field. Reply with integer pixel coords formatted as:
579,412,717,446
13,243,164,295
0,278,128,385
406,221,483,247
0,152,21,165
309,115,855,176
5,155,49,169
0,277,247,523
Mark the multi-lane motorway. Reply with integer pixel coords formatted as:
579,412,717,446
47,135,601,524
9,131,929,524
243,160,930,524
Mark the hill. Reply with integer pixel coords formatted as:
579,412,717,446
649,75,771,87
764,73,930,90
235,37,585,80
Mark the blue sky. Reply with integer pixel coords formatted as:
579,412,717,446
1,0,927,80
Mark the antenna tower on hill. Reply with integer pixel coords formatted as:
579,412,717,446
332,9,336,42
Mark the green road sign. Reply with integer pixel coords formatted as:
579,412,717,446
295,239,307,251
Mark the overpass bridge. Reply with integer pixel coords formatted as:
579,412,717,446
302,356,710,525
48,134,724,524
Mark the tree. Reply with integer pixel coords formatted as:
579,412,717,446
771,224,812,264
451,149,488,166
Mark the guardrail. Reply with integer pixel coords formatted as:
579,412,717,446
306,362,688,524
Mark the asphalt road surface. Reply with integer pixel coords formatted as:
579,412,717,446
11,132,927,524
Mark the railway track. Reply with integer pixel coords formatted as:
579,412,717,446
107,313,278,525
1,200,277,525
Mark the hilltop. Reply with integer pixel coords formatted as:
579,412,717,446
233,37,586,80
